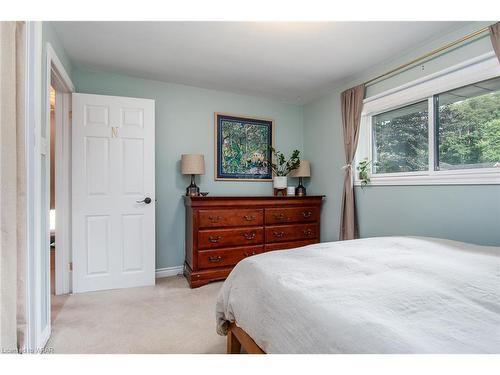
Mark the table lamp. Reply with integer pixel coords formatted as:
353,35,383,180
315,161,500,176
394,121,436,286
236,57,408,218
290,160,310,196
181,154,205,196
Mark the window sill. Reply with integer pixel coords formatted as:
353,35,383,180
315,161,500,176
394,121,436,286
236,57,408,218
354,169,500,186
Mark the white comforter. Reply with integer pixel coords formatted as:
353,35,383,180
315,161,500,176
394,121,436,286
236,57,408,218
215,237,500,353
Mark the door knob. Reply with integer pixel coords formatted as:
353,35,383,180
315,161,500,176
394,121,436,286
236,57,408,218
136,197,152,204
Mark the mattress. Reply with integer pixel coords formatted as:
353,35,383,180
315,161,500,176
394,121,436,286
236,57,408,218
215,236,500,353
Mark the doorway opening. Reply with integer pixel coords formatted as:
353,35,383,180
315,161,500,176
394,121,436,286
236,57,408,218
49,85,56,295
45,44,74,341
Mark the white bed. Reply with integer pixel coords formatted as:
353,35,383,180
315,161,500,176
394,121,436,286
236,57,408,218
216,236,500,353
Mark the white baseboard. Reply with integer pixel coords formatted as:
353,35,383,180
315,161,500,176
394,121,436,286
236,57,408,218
155,266,184,279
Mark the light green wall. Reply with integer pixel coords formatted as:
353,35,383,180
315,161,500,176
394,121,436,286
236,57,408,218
42,22,73,79
73,68,304,269
356,185,500,246
303,21,500,247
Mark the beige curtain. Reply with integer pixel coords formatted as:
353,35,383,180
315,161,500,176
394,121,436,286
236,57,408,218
489,22,500,63
339,84,365,241
0,21,26,353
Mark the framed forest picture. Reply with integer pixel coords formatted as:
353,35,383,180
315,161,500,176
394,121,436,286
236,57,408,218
215,113,274,181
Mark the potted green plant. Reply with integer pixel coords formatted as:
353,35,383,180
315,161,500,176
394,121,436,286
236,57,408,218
357,158,372,188
269,147,300,189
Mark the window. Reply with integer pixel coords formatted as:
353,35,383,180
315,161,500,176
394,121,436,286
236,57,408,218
372,101,428,174
435,76,500,171
356,53,500,185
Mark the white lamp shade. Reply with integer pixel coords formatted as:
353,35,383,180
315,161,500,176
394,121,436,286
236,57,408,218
290,160,311,177
181,154,205,175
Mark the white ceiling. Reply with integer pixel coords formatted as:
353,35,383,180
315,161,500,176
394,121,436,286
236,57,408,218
52,21,468,104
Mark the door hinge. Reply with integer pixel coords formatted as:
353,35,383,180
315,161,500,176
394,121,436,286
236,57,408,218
69,262,73,271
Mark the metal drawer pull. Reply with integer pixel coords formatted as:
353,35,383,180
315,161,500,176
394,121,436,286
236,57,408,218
208,256,222,262
303,229,313,236
302,211,312,218
273,213,285,220
244,251,257,257
208,235,222,243
209,215,221,223
243,215,256,221
243,232,256,240
273,231,285,238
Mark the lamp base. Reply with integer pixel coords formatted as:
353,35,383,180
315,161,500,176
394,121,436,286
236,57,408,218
295,177,307,196
186,185,200,197
295,185,306,196
186,175,200,197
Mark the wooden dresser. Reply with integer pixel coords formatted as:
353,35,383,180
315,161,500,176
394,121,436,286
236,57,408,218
184,196,324,288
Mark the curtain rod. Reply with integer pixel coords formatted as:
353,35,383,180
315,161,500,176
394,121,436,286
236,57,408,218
364,25,491,87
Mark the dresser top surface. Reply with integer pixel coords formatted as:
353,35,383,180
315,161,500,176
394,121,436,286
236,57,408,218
184,195,324,200
184,195,325,207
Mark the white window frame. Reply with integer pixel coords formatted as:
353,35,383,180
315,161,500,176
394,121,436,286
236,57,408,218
355,52,500,186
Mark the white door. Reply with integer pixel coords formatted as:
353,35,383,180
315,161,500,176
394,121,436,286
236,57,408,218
72,93,155,293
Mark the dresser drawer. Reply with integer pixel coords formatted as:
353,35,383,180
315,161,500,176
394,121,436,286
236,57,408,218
198,246,264,269
198,208,264,228
198,227,264,249
265,223,318,243
265,239,318,252
265,206,319,225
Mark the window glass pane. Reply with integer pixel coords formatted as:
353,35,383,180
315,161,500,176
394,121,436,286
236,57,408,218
372,101,428,174
436,76,500,170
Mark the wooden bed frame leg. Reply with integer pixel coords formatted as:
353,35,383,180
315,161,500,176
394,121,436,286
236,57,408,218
226,323,265,354
227,329,242,354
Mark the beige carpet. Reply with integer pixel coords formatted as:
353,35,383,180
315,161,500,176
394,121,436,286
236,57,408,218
46,276,226,353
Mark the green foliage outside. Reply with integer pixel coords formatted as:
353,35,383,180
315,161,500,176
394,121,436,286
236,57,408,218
438,91,500,169
480,118,500,163
373,101,428,174
372,89,500,174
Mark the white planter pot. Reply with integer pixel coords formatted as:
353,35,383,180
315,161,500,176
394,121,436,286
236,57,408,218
273,176,288,189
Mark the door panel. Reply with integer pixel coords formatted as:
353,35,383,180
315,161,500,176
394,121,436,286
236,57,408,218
73,93,155,293
86,215,110,275
85,104,109,128
85,137,110,195
122,214,144,272
121,138,144,195
120,107,144,129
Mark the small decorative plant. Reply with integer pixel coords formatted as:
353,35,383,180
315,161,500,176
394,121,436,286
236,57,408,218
357,159,372,188
269,147,301,176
